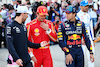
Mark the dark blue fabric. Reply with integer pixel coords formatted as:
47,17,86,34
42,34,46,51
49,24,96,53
66,47,84,67
5,20,40,63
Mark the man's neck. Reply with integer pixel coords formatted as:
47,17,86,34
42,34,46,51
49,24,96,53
70,17,76,22
81,10,87,13
15,17,22,24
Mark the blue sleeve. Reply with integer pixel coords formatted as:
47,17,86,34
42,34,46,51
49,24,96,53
82,22,92,52
5,25,20,62
58,23,69,55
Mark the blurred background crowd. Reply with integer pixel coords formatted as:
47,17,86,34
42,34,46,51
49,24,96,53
0,0,100,48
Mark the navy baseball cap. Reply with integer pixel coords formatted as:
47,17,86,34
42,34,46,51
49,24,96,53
80,0,89,6
65,5,76,13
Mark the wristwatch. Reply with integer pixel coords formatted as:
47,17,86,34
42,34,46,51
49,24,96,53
46,29,51,34
90,52,93,55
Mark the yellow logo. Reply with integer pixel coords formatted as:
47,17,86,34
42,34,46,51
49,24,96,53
34,28,39,33
58,32,62,35
86,30,88,33
43,9,46,12
77,23,81,26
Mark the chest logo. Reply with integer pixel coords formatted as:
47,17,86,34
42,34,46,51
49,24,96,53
68,34,81,40
77,23,81,26
16,27,21,33
34,28,39,33
66,24,70,27
34,28,40,36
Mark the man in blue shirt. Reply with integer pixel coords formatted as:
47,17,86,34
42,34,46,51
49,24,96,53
58,5,94,67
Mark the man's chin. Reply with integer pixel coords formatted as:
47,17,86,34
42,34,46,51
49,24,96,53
41,19,45,21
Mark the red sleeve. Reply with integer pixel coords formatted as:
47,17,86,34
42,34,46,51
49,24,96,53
27,24,33,42
48,21,57,42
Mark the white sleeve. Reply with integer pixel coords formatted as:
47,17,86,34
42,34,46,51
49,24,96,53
93,3,98,10
90,19,94,40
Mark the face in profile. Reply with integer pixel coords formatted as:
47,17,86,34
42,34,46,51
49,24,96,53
37,13,46,21
22,13,28,22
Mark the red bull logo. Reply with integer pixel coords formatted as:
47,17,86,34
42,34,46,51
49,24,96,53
68,34,81,40
67,40,81,45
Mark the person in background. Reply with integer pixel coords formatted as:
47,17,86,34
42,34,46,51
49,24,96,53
0,16,4,48
0,4,9,48
14,0,22,10
53,16,62,32
24,3,33,26
94,16,100,42
5,6,48,67
48,2,60,22
60,1,68,23
77,1,95,67
0,4,9,22
27,6,57,67
6,5,16,24
88,0,98,33
58,5,94,67
47,0,52,6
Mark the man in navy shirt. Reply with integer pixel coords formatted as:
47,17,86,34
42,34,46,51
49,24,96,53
5,6,48,67
58,5,94,67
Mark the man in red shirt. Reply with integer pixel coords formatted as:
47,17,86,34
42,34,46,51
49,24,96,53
26,6,57,67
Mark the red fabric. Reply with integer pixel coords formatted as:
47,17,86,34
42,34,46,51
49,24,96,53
26,18,57,67
27,18,57,43
37,6,48,15
33,48,53,67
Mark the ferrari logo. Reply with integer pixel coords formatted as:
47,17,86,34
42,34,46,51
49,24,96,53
43,9,46,12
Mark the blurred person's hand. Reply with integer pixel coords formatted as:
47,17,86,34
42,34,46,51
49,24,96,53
51,8,55,11
31,56,37,63
82,39,85,45
16,59,23,66
40,41,49,47
0,18,4,22
40,22,49,31
90,53,94,63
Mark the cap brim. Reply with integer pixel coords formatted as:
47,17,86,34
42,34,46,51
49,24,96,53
81,4,89,6
39,13,48,16
66,12,72,14
66,10,72,14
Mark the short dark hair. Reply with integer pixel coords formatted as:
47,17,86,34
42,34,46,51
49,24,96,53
3,4,8,8
8,5,14,11
17,0,21,4
72,12,76,16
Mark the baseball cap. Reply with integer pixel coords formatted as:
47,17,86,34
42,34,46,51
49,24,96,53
65,5,76,13
16,6,29,13
37,6,48,15
80,0,89,6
